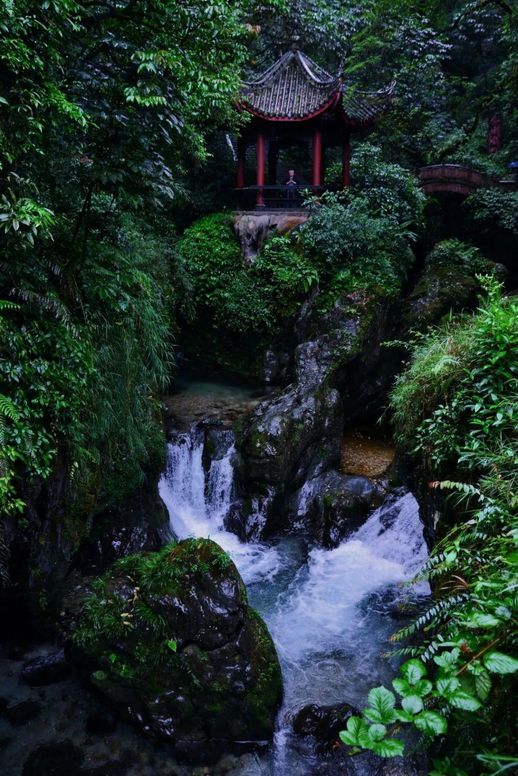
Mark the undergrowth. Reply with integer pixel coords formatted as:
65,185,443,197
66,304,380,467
340,278,518,774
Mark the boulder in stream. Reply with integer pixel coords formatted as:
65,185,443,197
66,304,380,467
289,470,388,547
64,538,282,757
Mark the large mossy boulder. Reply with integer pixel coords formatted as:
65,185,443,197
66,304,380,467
65,539,282,754
403,264,480,331
403,239,503,331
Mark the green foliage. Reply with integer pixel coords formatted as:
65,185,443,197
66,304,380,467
358,277,518,771
299,150,423,309
350,144,426,227
465,190,518,236
392,277,518,472
340,648,517,760
73,539,233,682
177,148,423,371
300,147,424,278
0,0,284,517
176,213,319,374
426,239,489,274
0,212,174,518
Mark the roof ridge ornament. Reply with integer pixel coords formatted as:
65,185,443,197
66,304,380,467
290,33,301,51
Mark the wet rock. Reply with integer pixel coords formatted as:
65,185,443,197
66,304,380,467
292,702,356,741
233,212,308,263
234,213,275,263
65,539,282,754
80,763,126,776
22,740,84,775
289,470,387,547
234,291,399,540
263,349,290,386
73,489,169,576
308,750,426,775
5,699,42,726
20,648,70,686
0,735,13,750
86,708,117,735
290,703,429,776
403,265,479,331
237,387,343,538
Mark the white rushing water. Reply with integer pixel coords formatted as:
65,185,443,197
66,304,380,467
158,430,284,584
159,429,429,775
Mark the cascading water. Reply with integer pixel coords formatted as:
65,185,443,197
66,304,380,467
159,425,429,775
159,427,283,584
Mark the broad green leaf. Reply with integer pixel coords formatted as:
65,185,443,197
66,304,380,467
413,678,433,697
368,723,387,742
402,694,423,714
474,670,492,700
339,716,368,747
483,651,518,675
465,613,501,629
400,658,427,685
395,709,415,723
392,677,411,696
435,676,460,697
414,711,448,736
365,686,397,724
448,691,482,711
166,639,177,652
433,649,460,670
370,737,405,757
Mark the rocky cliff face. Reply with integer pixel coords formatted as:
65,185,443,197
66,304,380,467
233,290,399,540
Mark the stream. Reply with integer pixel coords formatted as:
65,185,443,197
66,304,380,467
158,387,430,776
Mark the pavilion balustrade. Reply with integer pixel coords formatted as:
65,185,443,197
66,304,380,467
233,184,336,211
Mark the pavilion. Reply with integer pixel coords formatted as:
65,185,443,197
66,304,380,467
236,38,394,208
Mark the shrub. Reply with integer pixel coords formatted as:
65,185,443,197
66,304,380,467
341,278,518,771
0,212,174,519
299,192,416,309
175,213,319,374
465,189,518,235
426,239,489,273
350,143,426,228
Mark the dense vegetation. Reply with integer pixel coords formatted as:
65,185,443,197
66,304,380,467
176,146,424,377
340,279,518,772
1,0,517,773
0,0,282,524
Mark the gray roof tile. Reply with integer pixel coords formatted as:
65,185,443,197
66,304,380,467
241,49,394,124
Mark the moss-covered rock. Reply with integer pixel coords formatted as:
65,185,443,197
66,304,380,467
403,239,502,332
403,265,480,331
233,290,398,539
65,539,282,753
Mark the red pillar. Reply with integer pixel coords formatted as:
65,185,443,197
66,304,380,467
236,138,245,188
312,127,323,188
342,132,351,187
256,131,265,207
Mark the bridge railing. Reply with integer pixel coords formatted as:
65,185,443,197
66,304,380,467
418,164,518,195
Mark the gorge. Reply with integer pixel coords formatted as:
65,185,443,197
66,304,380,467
1,2,517,774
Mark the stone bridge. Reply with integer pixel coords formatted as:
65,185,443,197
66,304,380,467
418,164,517,196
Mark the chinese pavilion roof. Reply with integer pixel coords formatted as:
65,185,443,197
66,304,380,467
241,47,394,125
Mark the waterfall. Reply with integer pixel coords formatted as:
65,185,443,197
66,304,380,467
159,425,429,776
159,428,235,534
158,427,282,585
